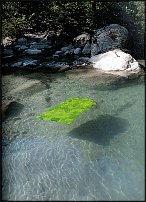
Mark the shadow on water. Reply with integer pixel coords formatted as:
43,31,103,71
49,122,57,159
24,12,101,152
69,115,129,146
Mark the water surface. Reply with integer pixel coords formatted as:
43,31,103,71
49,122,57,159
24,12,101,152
2,68,145,200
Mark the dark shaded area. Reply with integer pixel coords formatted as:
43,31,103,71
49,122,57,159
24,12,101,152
3,102,24,120
69,115,129,146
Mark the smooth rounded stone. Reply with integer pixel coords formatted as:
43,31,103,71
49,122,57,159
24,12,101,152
91,24,128,56
17,37,27,45
82,42,91,55
74,48,82,55
89,49,141,72
24,49,42,55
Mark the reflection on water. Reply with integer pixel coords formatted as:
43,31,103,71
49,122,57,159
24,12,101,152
2,69,145,200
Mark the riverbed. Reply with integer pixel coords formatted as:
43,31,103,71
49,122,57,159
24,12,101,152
2,68,145,200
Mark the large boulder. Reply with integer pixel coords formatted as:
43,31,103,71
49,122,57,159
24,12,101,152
91,24,128,56
89,49,141,72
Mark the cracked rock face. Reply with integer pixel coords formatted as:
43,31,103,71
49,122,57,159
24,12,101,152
91,24,128,56
89,49,140,72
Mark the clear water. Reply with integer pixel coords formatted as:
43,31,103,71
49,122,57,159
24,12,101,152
2,68,145,200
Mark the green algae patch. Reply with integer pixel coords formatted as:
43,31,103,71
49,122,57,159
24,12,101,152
36,98,96,124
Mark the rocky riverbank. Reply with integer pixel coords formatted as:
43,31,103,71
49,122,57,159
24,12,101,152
2,24,145,75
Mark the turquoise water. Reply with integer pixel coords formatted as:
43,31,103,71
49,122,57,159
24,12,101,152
2,68,145,200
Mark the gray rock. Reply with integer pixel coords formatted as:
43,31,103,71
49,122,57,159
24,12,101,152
89,49,141,72
91,24,128,56
55,51,63,55
74,48,82,55
10,60,38,68
20,45,28,50
78,57,90,62
63,50,70,56
2,49,13,56
24,49,42,55
53,54,60,60
73,33,90,47
82,42,91,55
22,60,38,67
30,43,52,50
11,61,23,68
46,62,66,69
17,37,27,45
14,45,21,49
60,44,73,52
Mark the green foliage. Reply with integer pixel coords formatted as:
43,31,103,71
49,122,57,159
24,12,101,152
2,1,145,58
36,98,96,124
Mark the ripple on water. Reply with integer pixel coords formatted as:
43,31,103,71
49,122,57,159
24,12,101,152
2,69,144,200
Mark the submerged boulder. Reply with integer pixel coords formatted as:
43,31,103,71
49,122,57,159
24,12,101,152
91,24,128,56
89,49,141,72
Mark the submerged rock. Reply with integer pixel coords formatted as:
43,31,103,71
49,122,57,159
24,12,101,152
89,49,141,72
2,100,23,120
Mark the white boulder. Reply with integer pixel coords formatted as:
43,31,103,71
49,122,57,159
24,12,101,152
89,49,141,71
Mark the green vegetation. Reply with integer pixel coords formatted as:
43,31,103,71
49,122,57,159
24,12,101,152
36,98,96,124
1,1,145,58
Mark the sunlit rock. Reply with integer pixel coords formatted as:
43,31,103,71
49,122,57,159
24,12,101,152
89,49,141,72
